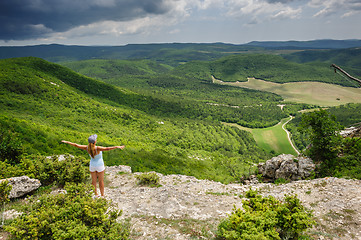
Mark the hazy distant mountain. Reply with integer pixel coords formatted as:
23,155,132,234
0,43,253,63
245,39,361,49
0,40,360,65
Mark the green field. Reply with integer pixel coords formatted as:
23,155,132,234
225,117,299,156
215,77,361,107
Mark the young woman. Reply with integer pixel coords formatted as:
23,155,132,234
61,134,125,197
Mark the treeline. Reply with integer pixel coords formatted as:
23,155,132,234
287,103,361,151
328,103,361,127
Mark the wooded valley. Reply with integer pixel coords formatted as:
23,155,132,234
1,42,361,183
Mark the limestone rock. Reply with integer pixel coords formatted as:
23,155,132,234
258,154,315,181
275,158,298,180
46,154,74,161
340,126,361,138
297,156,316,179
244,175,259,185
103,165,361,240
3,209,22,220
106,165,132,174
1,176,42,199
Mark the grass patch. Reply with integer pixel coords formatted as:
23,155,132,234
225,116,298,155
205,191,231,196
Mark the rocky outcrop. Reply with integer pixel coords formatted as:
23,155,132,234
340,126,361,138
1,176,41,199
258,154,315,182
2,166,361,239
103,166,361,240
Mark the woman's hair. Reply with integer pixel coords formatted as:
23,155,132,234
87,142,97,158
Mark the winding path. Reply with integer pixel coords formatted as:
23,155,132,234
282,116,299,155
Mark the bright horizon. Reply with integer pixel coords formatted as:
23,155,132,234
1,0,361,46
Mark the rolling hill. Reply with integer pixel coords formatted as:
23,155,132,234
206,54,349,85
1,57,278,183
282,47,361,76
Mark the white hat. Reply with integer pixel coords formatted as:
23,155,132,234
88,134,97,143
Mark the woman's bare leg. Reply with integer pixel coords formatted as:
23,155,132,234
90,171,98,196
97,170,105,196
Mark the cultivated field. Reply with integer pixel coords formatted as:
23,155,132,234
214,77,361,107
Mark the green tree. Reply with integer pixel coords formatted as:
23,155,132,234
299,109,343,175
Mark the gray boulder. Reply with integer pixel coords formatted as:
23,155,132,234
1,176,41,199
275,158,298,180
297,156,316,179
258,154,315,182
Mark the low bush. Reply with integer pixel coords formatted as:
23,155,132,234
31,155,89,187
135,172,161,187
0,129,23,165
217,189,315,240
0,155,89,187
5,183,130,240
0,180,12,204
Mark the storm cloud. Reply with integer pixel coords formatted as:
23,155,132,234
0,0,172,40
1,0,360,44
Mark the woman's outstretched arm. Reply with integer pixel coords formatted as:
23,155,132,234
97,145,125,151
61,140,88,150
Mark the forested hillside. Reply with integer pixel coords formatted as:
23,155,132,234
62,58,297,128
208,54,348,85
2,45,361,181
63,53,351,89
0,57,280,183
282,48,361,82
282,48,361,68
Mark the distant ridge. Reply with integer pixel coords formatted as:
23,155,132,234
1,40,360,63
245,39,361,49
0,42,254,63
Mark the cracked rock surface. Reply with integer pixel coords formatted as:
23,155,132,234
104,166,361,240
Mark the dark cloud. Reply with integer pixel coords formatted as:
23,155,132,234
0,0,171,40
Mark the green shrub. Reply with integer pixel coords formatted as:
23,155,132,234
0,155,89,187
135,172,161,187
31,155,89,187
0,160,29,180
5,183,130,240
0,180,12,204
274,178,290,185
217,189,314,240
0,129,23,165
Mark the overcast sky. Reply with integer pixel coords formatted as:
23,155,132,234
1,0,361,46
